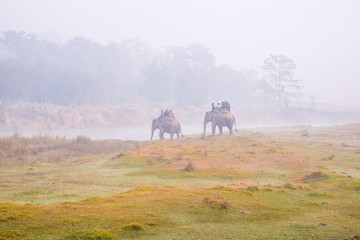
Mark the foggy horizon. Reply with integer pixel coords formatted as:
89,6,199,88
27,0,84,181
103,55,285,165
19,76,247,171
1,0,360,108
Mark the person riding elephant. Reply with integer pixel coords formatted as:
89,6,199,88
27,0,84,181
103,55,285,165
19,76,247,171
151,118,183,140
203,110,237,136
211,103,216,112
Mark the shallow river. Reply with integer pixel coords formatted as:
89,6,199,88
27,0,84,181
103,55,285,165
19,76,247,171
0,124,205,141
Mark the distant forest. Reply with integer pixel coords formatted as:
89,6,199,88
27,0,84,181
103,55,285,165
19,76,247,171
0,31,301,108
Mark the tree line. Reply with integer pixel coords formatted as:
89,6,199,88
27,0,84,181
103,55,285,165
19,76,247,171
0,31,302,108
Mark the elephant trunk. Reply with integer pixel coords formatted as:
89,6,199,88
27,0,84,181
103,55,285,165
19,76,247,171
203,119,207,135
151,126,155,140
203,112,212,135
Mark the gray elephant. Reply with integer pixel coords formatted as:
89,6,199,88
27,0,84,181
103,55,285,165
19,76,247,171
203,111,237,136
151,118,183,140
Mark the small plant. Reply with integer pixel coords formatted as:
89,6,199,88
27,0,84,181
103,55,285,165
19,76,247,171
184,162,195,172
203,196,230,210
283,183,296,190
155,156,167,163
302,171,329,183
246,151,256,155
112,153,125,159
247,186,259,192
296,184,312,191
290,223,315,229
322,154,336,161
307,191,332,198
122,223,143,231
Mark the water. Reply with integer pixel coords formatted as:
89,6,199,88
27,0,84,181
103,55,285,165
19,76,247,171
0,123,342,141
0,125,203,141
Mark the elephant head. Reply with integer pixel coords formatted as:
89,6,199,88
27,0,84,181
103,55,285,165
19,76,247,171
203,111,214,134
151,118,160,140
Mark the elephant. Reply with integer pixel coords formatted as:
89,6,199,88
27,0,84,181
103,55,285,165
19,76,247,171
151,118,183,140
203,111,237,136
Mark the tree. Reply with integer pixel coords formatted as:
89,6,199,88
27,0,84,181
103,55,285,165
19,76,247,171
262,55,301,108
141,44,216,107
140,62,172,105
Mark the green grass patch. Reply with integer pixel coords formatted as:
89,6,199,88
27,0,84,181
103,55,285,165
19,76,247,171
14,189,52,196
0,230,25,239
290,223,315,229
339,179,360,191
64,229,113,240
122,223,143,231
128,169,270,181
307,191,333,198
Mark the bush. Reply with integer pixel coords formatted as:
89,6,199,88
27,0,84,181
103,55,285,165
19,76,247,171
247,186,259,192
122,223,143,231
203,196,231,210
322,154,336,161
283,183,296,190
184,162,195,172
302,171,329,183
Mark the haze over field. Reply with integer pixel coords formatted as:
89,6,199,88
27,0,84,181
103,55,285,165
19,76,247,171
1,0,359,107
1,2,360,239
0,0,360,138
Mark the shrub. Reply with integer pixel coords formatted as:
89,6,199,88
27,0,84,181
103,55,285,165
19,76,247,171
122,223,143,231
296,184,312,191
203,196,231,210
184,162,195,172
302,171,329,183
247,186,259,192
283,183,296,190
307,192,332,198
322,154,336,161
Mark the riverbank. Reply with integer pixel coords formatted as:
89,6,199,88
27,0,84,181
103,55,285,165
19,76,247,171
1,102,359,133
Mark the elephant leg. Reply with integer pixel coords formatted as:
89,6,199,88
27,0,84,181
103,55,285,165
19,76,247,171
159,129,165,140
229,125,233,135
212,123,216,135
170,132,174,139
218,126,223,135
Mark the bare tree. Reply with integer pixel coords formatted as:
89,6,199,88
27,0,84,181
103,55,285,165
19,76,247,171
262,55,302,108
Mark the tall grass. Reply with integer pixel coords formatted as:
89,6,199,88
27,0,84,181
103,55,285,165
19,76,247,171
0,134,138,165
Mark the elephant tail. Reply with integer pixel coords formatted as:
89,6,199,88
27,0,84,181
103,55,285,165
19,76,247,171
179,123,184,138
234,117,238,132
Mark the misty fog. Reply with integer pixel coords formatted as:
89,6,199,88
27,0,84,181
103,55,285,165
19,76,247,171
0,0,359,140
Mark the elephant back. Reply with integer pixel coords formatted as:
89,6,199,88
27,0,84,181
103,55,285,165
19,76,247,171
218,110,233,116
218,110,235,122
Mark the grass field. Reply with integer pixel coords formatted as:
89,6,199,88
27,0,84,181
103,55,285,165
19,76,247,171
0,124,360,239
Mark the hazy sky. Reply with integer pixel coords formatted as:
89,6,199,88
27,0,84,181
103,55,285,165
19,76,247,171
1,0,359,107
